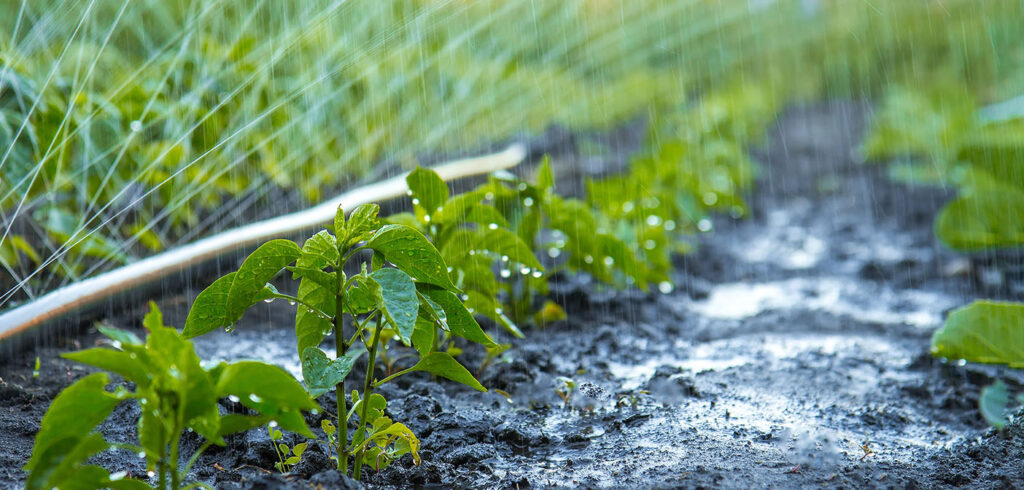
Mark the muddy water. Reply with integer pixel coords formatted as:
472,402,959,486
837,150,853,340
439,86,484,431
2,102,1023,488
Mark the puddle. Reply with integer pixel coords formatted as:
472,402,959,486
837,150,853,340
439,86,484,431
689,277,956,326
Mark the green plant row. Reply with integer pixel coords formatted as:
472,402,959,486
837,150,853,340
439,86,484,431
25,112,768,485
865,87,1024,427
5,0,1024,301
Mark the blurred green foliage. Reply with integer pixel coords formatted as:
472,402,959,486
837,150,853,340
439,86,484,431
2,0,1024,301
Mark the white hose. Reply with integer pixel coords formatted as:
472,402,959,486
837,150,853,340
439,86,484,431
0,143,527,347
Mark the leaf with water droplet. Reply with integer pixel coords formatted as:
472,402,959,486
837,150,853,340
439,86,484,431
365,224,458,291
371,268,419,345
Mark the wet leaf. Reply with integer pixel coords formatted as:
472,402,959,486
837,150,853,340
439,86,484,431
372,268,419,344
366,224,458,291
301,346,366,398
979,381,1011,429
407,166,449,217
931,300,1024,368
935,190,1024,251
418,285,496,347
226,239,302,320
409,352,486,391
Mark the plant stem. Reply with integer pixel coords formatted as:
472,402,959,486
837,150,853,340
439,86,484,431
334,259,348,475
170,424,182,489
352,321,385,481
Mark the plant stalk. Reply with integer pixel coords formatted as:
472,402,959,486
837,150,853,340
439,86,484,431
334,259,348,475
352,321,385,481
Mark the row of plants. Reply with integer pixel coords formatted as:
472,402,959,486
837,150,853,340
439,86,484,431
24,83,773,487
5,0,1024,303
864,87,1024,427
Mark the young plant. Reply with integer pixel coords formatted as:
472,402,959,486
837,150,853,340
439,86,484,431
183,204,492,480
386,166,545,338
24,302,318,490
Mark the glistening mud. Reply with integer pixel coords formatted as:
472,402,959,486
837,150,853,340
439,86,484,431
2,103,1022,488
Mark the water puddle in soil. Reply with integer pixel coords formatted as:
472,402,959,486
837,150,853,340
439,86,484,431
688,276,957,327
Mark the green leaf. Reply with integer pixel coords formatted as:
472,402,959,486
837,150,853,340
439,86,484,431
409,352,486,391
935,190,1024,251
25,373,122,473
931,300,1024,368
183,273,236,338
62,349,148,387
979,381,1011,429
345,274,382,316
366,224,458,291
226,239,302,320
418,285,495,347
96,325,142,346
411,315,436,358
217,361,319,410
372,268,419,344
142,301,165,330
407,166,449,216
301,346,366,398
342,203,381,247
536,156,555,194
293,442,308,457
334,205,346,238
465,291,523,338
295,275,336,356
435,190,486,225
296,230,339,270
25,433,110,490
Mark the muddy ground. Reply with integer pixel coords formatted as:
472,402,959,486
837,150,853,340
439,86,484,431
2,101,1024,489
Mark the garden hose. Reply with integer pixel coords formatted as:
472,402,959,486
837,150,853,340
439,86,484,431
0,143,527,356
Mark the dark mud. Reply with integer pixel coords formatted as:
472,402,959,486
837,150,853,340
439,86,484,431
3,101,1024,489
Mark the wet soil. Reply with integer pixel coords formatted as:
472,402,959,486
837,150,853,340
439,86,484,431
3,101,1024,489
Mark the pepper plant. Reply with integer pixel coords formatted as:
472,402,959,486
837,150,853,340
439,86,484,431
183,204,491,479
24,302,318,490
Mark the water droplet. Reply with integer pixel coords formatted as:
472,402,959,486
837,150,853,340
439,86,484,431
249,394,264,403
644,239,657,250
658,281,674,294
468,250,476,255
584,255,594,264
664,220,676,231
646,215,662,227
488,223,499,230
288,300,297,306
547,247,562,258
697,219,713,232
603,256,614,266
263,298,274,303
111,340,122,349
531,270,543,278
955,359,967,367
147,471,156,478
228,395,240,403
269,420,278,428
702,192,718,206
423,214,431,223
137,452,146,459
467,307,475,313
130,120,143,132
523,197,534,207
484,192,495,201
311,409,319,415
447,266,454,272
411,198,420,205
518,183,528,191
110,471,128,481
224,324,235,333
406,190,413,196
622,201,635,213
495,307,504,315
501,255,510,262
500,269,512,278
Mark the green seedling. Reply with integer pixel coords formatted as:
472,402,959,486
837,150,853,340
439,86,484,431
555,376,577,409
24,302,318,490
269,424,308,473
183,204,491,480
32,356,39,379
